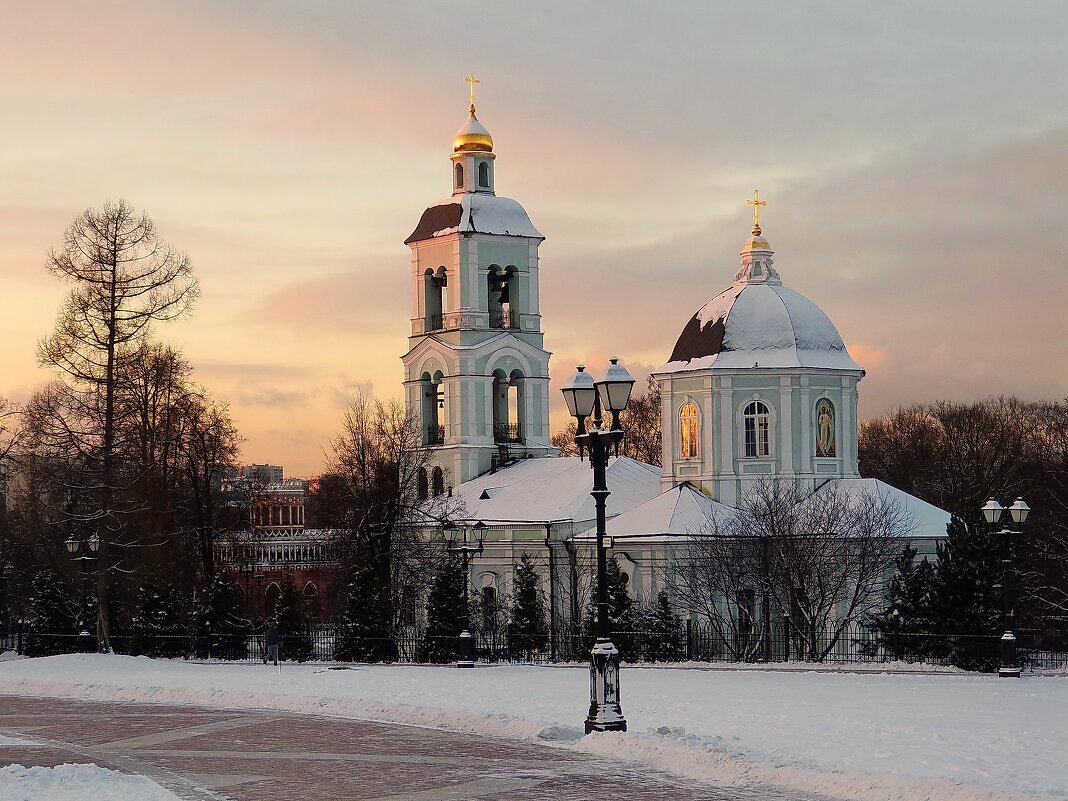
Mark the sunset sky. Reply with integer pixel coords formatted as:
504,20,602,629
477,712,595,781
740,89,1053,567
2,1,1066,476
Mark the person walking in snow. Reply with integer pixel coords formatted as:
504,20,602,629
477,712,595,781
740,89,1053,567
264,618,279,666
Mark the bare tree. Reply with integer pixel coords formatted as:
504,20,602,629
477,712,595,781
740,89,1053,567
0,398,26,629
674,478,911,662
36,200,199,649
173,390,243,579
325,390,455,638
671,509,773,661
859,397,1035,517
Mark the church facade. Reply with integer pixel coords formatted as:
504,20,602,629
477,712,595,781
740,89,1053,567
405,87,950,647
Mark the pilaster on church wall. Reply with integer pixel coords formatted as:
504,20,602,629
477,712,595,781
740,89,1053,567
410,249,422,323
799,377,812,469
527,240,541,316
778,376,794,477
841,375,858,476
463,237,479,310
700,374,714,484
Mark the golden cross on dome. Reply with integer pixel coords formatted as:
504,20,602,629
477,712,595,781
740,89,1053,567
747,189,767,234
465,73,480,113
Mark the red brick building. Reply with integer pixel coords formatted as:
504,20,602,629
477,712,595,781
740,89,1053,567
218,478,339,623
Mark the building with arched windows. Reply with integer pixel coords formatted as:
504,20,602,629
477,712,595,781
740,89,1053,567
401,97,556,493
398,91,951,655
652,218,865,506
216,474,339,623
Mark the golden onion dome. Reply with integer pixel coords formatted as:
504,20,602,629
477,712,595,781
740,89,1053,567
453,107,493,153
742,225,772,251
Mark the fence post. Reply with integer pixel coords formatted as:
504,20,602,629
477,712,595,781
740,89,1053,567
686,618,693,661
783,613,791,663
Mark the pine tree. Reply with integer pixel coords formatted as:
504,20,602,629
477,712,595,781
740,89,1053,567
646,590,684,662
509,553,548,661
929,516,1005,670
335,559,389,662
583,557,635,657
423,557,466,663
867,544,937,661
194,571,247,659
933,517,1003,634
131,577,186,658
272,569,313,662
25,570,78,656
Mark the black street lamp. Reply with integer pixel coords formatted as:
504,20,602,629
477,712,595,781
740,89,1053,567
443,520,486,668
240,559,256,618
980,497,1030,678
561,358,635,734
65,532,100,652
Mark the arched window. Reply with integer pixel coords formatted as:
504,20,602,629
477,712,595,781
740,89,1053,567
424,268,446,330
431,466,445,497
417,468,429,501
478,161,489,188
679,401,699,458
487,265,515,329
815,398,836,457
744,401,771,457
455,162,464,188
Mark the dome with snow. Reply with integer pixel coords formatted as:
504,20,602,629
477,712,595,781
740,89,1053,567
662,229,862,373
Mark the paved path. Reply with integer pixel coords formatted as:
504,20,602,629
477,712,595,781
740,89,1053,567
0,695,816,800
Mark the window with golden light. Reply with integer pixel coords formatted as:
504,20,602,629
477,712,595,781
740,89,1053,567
680,401,699,458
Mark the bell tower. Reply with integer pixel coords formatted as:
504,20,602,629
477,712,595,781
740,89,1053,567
402,78,555,491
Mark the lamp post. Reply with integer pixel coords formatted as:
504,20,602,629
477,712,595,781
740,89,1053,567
65,532,100,652
240,559,255,618
561,358,635,734
443,520,486,668
980,497,1030,678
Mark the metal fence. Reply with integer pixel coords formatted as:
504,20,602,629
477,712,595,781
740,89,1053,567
4,621,1066,672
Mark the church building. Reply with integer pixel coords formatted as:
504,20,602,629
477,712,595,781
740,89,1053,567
407,82,950,641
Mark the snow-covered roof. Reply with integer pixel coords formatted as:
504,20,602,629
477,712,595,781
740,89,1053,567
606,482,736,540
658,227,863,375
815,478,951,540
405,193,543,244
424,456,661,528
660,282,863,374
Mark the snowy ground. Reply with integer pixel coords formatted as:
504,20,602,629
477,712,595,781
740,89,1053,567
0,762,184,801
0,655,1064,801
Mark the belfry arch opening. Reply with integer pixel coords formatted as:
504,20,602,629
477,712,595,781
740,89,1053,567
454,162,464,190
487,265,518,329
424,267,446,331
421,370,446,445
492,368,525,444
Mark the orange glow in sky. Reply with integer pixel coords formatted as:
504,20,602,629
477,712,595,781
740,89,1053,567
2,3,1065,476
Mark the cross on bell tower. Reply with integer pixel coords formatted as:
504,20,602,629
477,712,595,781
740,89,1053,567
400,78,556,490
